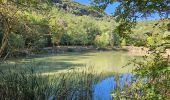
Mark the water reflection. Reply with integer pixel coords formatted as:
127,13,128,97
93,73,133,100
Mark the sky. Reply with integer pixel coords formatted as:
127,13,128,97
74,0,117,15
74,0,161,21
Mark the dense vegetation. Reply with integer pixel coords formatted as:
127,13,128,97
0,0,116,57
93,0,170,99
0,65,104,100
1,0,169,57
0,0,170,100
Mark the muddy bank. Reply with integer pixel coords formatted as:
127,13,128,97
47,46,170,57
123,46,170,57
4,46,170,58
1,46,125,59
43,46,127,53
122,46,149,56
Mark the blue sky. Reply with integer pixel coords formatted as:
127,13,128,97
74,0,117,14
74,0,161,21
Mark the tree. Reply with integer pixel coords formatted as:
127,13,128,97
49,18,67,46
0,2,18,57
91,0,170,99
91,0,170,38
0,1,50,57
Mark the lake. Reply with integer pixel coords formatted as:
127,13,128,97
0,51,141,100
93,73,133,100
2,51,139,74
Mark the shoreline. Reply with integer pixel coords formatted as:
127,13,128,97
2,46,170,59
43,46,170,56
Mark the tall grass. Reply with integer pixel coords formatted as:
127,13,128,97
0,64,103,100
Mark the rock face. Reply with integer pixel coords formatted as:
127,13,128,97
52,0,62,3
52,0,105,17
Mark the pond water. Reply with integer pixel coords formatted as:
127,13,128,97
1,51,140,99
2,51,140,74
93,73,133,100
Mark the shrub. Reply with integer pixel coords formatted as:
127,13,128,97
112,50,170,99
120,38,126,47
146,36,155,47
49,18,67,45
34,37,47,48
127,33,147,46
9,32,25,49
112,33,120,46
60,33,73,45
94,33,110,48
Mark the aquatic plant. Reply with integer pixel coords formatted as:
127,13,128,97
0,64,103,100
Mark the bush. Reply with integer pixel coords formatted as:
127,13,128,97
127,37,146,46
120,38,126,47
9,32,25,49
49,18,67,45
34,37,47,48
94,33,110,48
60,33,73,45
127,33,148,46
112,50,170,99
112,33,120,46
146,36,155,47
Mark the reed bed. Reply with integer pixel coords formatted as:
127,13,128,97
0,63,105,100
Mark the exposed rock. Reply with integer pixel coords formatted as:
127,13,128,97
53,0,105,17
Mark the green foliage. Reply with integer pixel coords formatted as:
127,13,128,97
111,20,170,97
134,52,170,99
92,0,169,42
111,21,170,99
4,0,168,51
9,32,25,49
60,33,72,45
94,33,110,48
147,36,155,47
163,26,170,49
111,33,120,46
120,38,126,47
112,51,170,99
1,0,168,53
0,1,117,51
49,18,67,45
34,37,47,48
91,1,170,99
83,20,101,45
127,36,146,47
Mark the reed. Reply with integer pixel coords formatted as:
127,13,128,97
0,64,104,100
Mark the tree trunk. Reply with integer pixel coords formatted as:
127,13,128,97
0,14,10,57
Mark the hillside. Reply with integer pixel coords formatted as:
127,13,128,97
52,0,105,17
0,0,115,55
0,0,169,56
129,19,170,46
